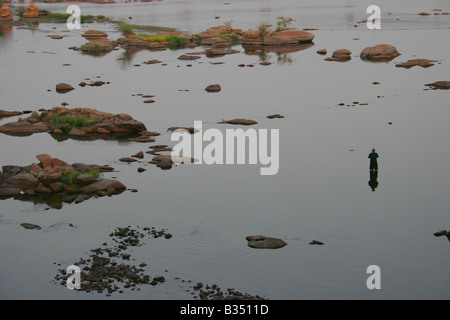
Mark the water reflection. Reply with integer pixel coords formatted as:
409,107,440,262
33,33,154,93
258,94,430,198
368,171,379,192
0,24,13,47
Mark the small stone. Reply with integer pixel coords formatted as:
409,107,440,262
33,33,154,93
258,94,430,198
205,84,221,93
20,223,41,230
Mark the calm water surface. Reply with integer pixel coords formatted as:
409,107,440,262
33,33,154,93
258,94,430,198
0,0,449,299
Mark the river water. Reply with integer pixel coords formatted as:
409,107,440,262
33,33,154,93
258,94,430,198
0,0,449,300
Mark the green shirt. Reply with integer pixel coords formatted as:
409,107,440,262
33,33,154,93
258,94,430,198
368,152,379,162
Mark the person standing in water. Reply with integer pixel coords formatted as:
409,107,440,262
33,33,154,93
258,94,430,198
368,148,379,172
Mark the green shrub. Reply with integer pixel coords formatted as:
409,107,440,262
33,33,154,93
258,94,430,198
276,16,295,32
61,170,102,186
96,15,106,19
117,19,135,36
51,116,100,133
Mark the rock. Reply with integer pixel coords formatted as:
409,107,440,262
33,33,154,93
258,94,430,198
22,1,39,19
325,49,352,61
74,194,90,204
143,100,155,104
395,59,436,69
132,136,155,143
241,29,314,46
74,174,96,186
433,230,448,237
0,121,50,136
246,235,287,249
309,240,324,245
119,157,138,163
159,159,172,170
51,158,73,172
35,183,52,194
137,167,146,173
80,38,119,54
360,44,401,61
177,54,201,60
132,152,144,159
205,48,240,57
316,49,327,55
267,114,284,119
167,127,198,134
152,155,197,164
55,83,74,93
0,3,13,21
143,59,161,65
1,173,40,191
0,110,22,118
36,154,53,169
205,84,221,93
81,30,108,40
20,223,41,230
49,182,66,193
68,127,86,137
218,119,258,125
0,188,22,197
259,61,272,66
81,179,126,194
41,167,62,185
424,81,450,90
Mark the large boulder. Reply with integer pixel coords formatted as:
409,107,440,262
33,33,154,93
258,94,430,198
360,44,401,61
0,3,13,21
22,1,39,18
0,173,40,191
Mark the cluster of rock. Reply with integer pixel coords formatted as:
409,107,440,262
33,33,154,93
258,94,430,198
0,107,147,139
241,29,315,54
0,154,125,207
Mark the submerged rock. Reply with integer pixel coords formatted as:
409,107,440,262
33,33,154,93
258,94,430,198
0,110,22,118
246,235,287,249
424,81,450,90
395,59,437,69
218,119,258,125
20,223,41,230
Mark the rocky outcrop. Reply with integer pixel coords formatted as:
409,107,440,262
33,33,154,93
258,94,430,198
246,235,287,249
360,44,401,61
241,29,314,46
80,38,119,55
0,154,125,208
395,59,436,69
0,107,147,139
0,3,13,21
22,1,39,19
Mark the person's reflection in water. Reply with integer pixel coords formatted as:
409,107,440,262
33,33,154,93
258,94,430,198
368,171,379,192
